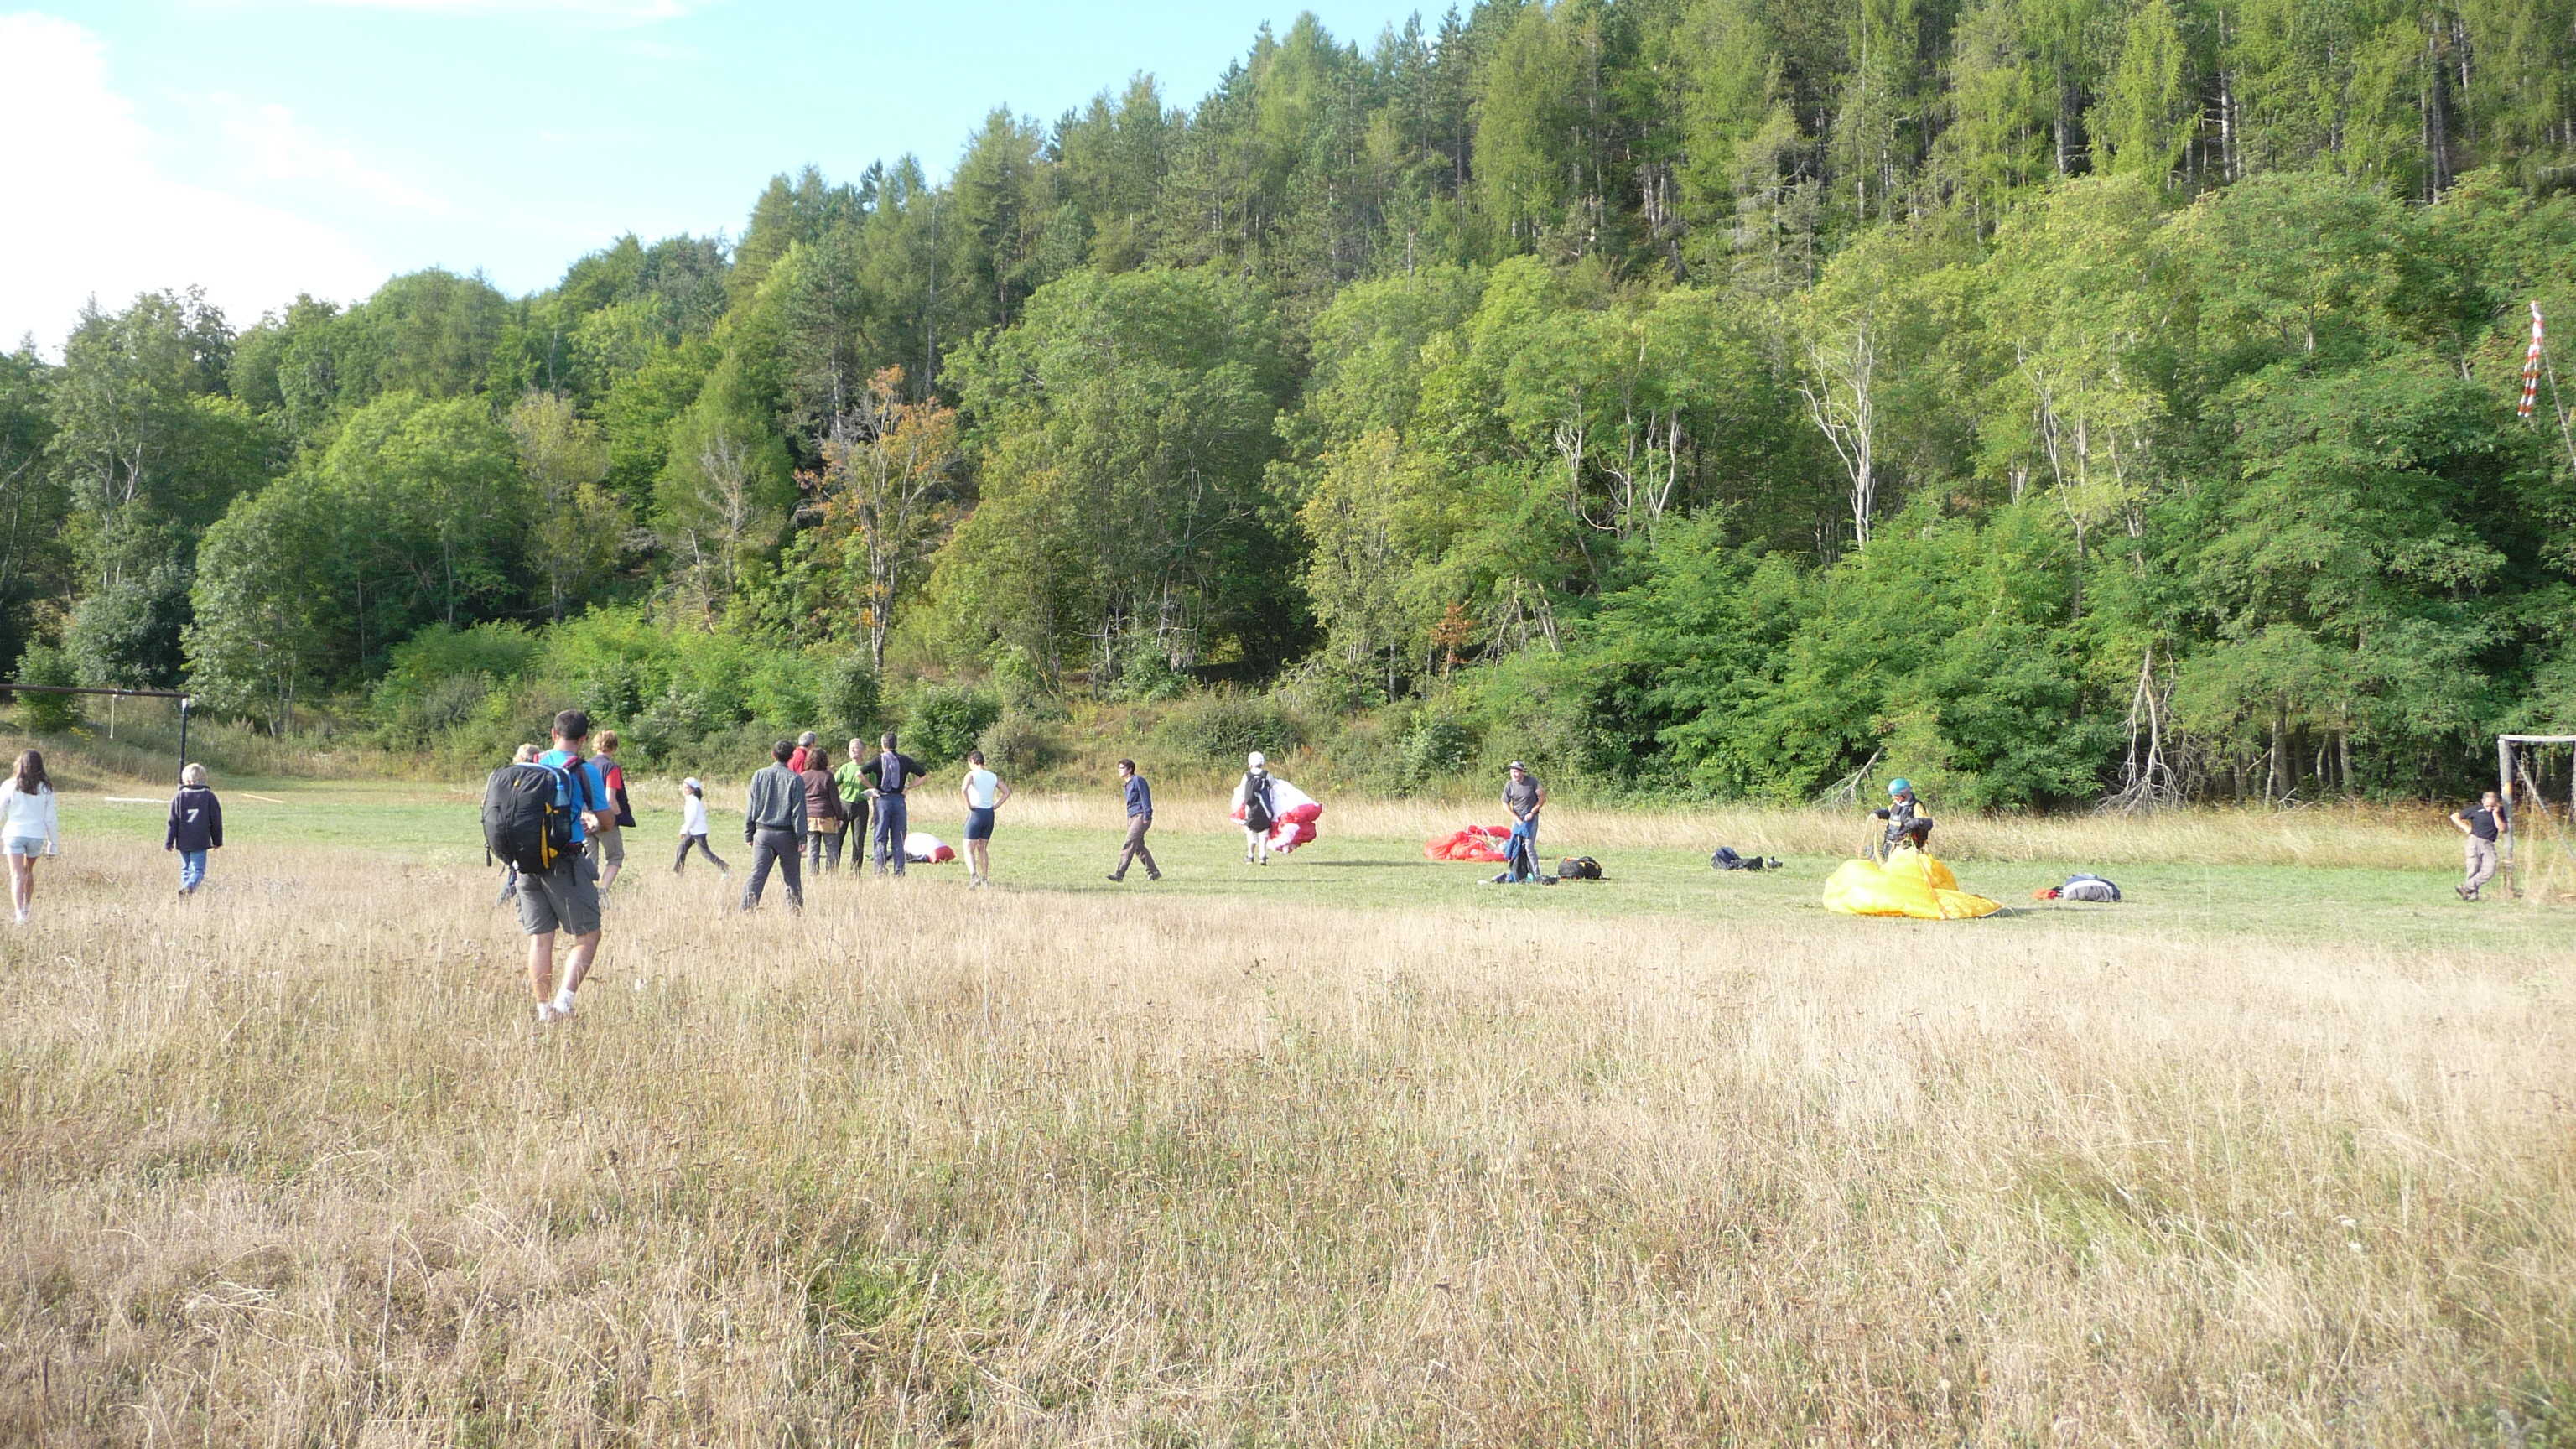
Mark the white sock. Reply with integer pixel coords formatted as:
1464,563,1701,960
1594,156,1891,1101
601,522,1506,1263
553,986,575,1011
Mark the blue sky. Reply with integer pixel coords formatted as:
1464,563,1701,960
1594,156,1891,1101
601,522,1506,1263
0,0,1428,350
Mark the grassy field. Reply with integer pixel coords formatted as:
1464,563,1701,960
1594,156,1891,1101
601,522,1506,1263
4,771,2573,1445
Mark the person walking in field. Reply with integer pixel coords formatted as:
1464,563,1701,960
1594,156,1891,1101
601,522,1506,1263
958,750,1011,889
741,740,808,911
587,729,636,893
1,749,60,924
1107,758,1159,883
497,742,540,906
2451,788,2511,901
1502,761,1546,884
834,737,873,863
529,711,610,1024
165,762,223,896
1233,751,1276,865
673,776,728,875
863,733,926,876
800,745,848,874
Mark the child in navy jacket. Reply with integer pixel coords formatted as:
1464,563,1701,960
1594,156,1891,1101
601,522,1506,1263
166,763,224,895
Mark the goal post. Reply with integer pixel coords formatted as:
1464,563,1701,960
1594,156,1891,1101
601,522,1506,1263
2497,734,2576,899
0,683,195,783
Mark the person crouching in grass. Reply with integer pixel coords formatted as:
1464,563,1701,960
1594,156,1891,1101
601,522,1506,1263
165,763,223,895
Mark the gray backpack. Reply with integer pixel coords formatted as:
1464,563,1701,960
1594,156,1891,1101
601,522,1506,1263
2057,874,2121,903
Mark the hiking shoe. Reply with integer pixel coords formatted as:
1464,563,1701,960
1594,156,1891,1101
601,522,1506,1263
1146,873,1161,881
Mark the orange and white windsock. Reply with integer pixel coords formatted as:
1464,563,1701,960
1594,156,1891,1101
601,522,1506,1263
2520,302,2545,418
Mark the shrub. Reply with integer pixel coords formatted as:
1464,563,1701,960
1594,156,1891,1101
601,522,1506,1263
819,653,882,737
1397,708,1478,786
1106,638,1192,703
13,644,78,732
1151,688,1304,763
976,711,1054,774
903,683,1001,766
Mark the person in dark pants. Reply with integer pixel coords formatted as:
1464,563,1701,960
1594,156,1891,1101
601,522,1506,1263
801,747,847,873
834,737,873,863
863,732,926,876
2451,789,2511,901
1501,761,1546,884
1108,758,1160,882
741,740,808,911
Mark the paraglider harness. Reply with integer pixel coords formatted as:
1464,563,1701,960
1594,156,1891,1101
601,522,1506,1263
1870,796,1920,861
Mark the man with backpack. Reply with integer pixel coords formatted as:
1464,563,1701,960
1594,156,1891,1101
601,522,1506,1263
862,732,926,876
488,709,610,1025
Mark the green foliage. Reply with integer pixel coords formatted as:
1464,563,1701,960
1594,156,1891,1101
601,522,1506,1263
13,643,78,731
1150,688,1305,765
901,682,1002,766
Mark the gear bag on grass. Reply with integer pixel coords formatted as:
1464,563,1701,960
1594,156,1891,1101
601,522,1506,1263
484,761,578,874
1711,846,1785,871
1558,856,1603,880
2056,873,2121,902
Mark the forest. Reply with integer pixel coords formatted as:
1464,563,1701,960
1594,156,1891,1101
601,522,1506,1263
3,0,2574,805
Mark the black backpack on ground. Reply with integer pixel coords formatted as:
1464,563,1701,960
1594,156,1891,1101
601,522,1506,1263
1711,846,1784,871
484,761,578,875
1558,856,1603,880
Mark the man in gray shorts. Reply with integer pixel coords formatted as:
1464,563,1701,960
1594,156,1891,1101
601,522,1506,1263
529,709,610,1023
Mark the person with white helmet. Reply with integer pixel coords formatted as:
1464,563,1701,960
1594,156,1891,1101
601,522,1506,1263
1232,750,1278,865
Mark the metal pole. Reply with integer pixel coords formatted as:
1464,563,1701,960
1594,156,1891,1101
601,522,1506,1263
2500,735,2516,894
176,698,190,786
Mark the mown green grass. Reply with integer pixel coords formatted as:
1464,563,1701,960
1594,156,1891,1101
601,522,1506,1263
60,776,2563,960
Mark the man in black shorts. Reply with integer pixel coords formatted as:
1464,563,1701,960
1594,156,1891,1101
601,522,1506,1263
528,709,610,1023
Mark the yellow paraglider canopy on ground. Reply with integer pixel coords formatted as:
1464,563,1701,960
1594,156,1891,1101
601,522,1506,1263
1821,849,2003,920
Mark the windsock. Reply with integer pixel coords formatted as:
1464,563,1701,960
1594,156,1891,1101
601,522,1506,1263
2521,302,2545,419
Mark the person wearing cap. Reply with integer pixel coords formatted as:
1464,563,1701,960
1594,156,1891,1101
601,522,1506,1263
1502,761,1546,883
673,776,728,875
787,730,820,774
1233,751,1278,865
1872,778,1920,862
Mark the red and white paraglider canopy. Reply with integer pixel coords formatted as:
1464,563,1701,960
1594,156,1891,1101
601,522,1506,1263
1230,776,1324,854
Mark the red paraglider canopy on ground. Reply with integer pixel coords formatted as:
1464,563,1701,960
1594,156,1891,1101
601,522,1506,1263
1424,825,1514,863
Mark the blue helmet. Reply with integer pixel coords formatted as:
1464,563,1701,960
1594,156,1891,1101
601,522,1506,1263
1888,777,1913,796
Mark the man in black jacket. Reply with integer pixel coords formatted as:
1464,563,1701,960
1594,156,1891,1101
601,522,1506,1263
741,740,808,911
165,762,223,896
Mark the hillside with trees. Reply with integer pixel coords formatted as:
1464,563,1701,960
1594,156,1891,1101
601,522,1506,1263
5,0,2574,804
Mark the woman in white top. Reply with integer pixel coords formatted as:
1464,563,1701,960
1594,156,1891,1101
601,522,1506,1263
958,750,1011,889
672,776,729,875
0,749,60,923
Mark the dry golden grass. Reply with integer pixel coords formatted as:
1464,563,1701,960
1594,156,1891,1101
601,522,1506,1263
3,830,2573,1446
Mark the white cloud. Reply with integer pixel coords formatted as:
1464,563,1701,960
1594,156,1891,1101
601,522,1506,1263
0,13,396,351
210,94,448,214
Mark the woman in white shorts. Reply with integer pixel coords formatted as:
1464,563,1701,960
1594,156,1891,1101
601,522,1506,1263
0,750,61,924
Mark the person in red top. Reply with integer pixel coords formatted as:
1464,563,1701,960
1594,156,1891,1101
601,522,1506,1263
587,729,637,891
